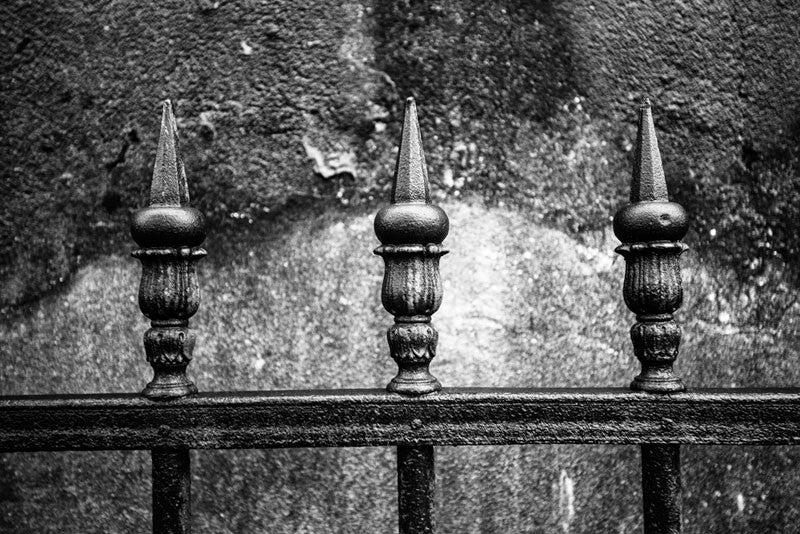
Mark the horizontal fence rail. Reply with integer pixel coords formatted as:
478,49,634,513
2,388,800,451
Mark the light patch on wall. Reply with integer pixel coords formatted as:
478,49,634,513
302,136,358,179
559,469,575,533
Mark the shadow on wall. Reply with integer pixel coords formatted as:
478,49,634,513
373,0,576,123
371,0,581,213
673,115,800,294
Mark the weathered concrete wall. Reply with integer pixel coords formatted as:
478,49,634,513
1,1,799,532
2,0,799,308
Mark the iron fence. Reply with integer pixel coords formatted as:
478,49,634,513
1,97,798,534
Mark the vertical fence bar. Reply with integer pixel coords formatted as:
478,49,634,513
397,446,436,534
132,101,206,533
375,98,447,533
641,445,681,534
152,449,192,534
614,99,689,533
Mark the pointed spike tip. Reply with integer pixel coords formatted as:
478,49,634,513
630,97,668,203
391,96,430,204
150,100,189,206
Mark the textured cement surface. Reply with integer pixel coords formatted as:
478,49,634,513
1,202,798,533
2,0,799,307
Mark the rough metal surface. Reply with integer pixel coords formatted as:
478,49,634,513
132,102,206,400
1,388,799,451
615,101,690,393
642,445,682,534
615,105,689,528
397,446,435,534
375,98,449,395
152,449,192,534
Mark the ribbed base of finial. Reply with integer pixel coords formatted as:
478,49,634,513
142,372,198,400
387,374,442,396
630,374,685,394
386,322,442,395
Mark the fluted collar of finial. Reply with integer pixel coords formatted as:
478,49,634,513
374,98,449,246
131,100,206,249
613,98,688,244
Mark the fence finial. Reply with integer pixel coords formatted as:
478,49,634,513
614,98,689,393
392,97,430,204
131,100,206,400
150,100,189,206
631,98,668,202
374,97,449,395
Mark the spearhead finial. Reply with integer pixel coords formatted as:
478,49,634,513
374,96,449,395
392,97,430,204
374,98,448,246
613,98,688,244
613,98,690,394
151,100,189,206
131,101,205,249
131,100,207,400
631,98,668,202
